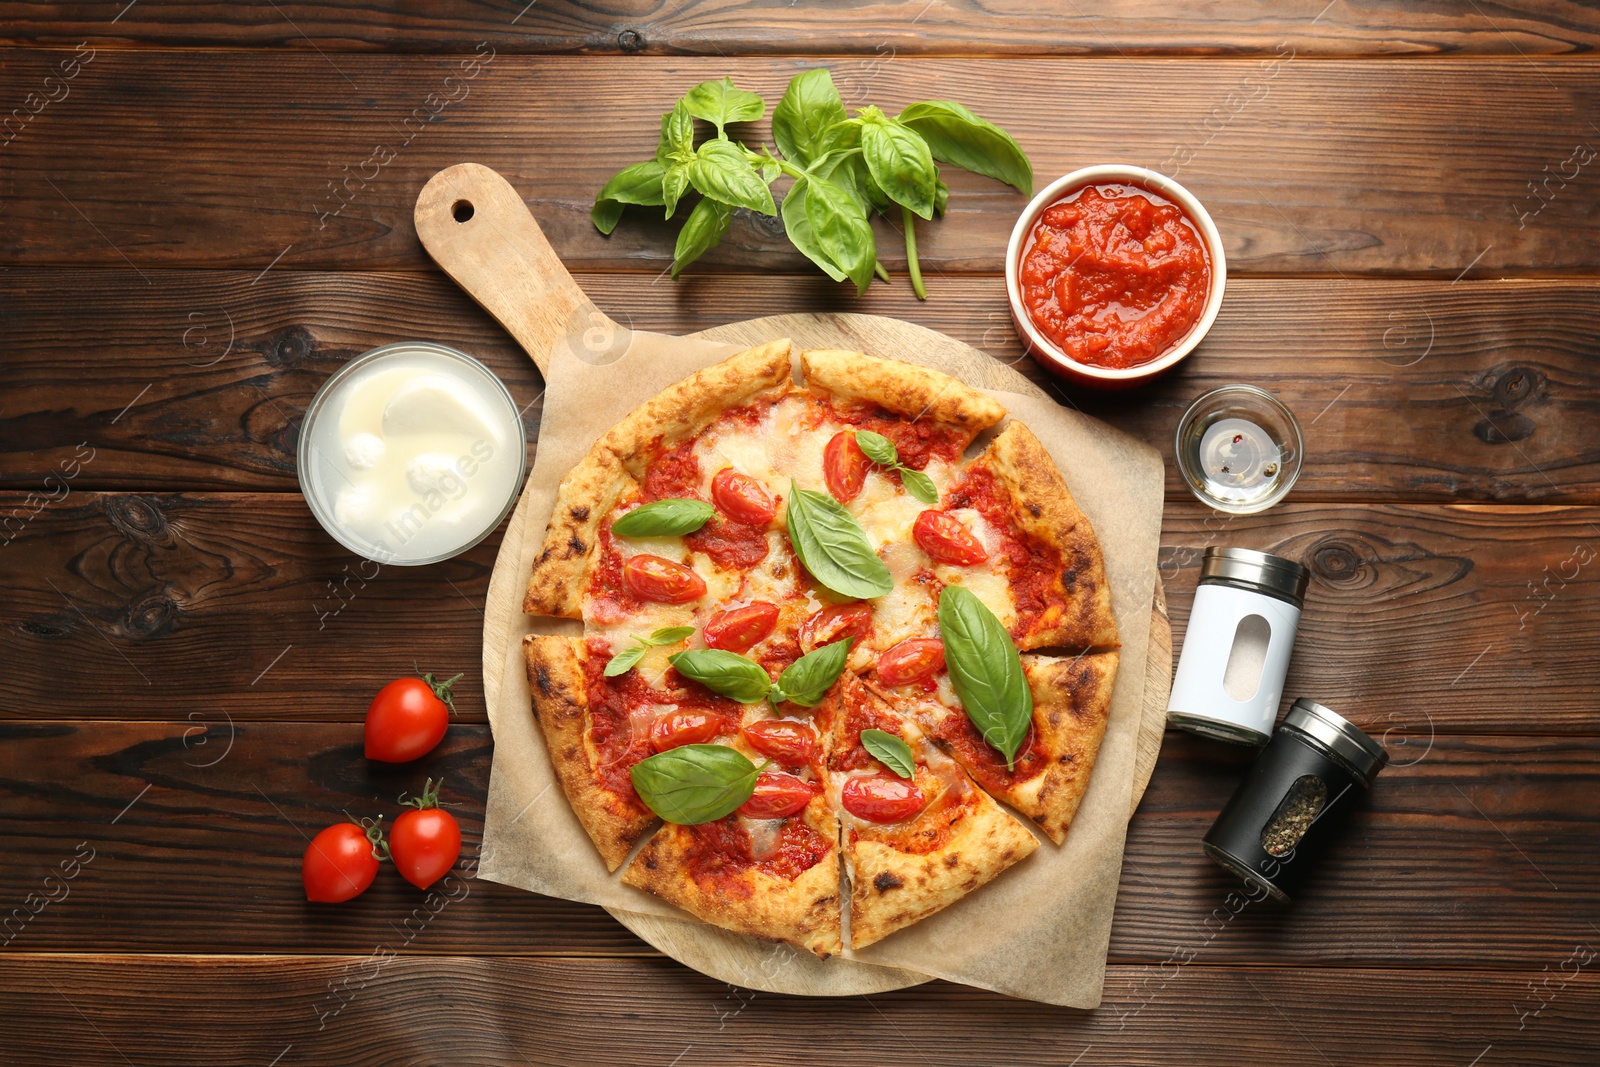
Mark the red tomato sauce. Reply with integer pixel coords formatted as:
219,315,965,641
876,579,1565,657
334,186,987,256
682,815,831,887
942,467,1064,641
930,712,1043,790
818,398,971,469
1019,183,1211,369
686,517,769,569
640,441,703,502
585,529,644,626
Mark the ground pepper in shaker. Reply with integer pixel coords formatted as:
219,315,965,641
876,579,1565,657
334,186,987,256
1202,698,1389,902
1166,547,1310,745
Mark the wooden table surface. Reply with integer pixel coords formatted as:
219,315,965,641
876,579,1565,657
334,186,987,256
4,3,1598,1064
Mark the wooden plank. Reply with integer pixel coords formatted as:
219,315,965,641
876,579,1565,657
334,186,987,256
2,53,1597,274
1,955,1593,1065
5,270,1597,503
2,722,1596,967
6,0,1600,56
4,495,1595,731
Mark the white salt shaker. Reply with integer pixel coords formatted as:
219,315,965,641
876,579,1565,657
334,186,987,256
1167,547,1310,745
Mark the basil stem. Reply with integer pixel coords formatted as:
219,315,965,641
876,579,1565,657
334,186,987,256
938,585,1033,770
903,204,927,301
860,728,916,779
785,481,894,600
611,498,715,538
630,744,761,825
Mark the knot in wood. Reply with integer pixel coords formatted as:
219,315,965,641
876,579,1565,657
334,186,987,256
105,495,171,545
616,29,646,53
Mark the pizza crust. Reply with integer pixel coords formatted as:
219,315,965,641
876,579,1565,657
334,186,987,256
524,447,636,618
977,421,1120,650
1009,652,1119,843
621,801,844,959
800,348,1006,433
522,634,657,871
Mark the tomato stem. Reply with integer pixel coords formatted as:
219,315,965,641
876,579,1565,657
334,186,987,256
400,776,445,811
415,663,464,715
347,811,391,861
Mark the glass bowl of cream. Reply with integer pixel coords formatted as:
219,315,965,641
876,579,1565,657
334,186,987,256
297,342,527,565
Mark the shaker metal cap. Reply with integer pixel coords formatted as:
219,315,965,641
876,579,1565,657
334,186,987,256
1200,546,1310,607
1285,698,1390,786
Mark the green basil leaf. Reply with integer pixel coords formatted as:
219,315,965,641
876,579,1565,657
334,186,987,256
898,467,939,505
603,642,649,678
860,728,916,779
898,100,1033,195
682,76,765,137
593,160,667,234
772,68,847,165
803,171,877,296
859,112,938,221
592,197,625,236
647,626,696,646
690,139,777,215
630,744,761,824
671,198,734,279
934,176,950,217
785,481,894,599
938,586,1033,770
611,498,715,537
662,163,690,219
780,179,849,284
657,101,696,166
669,649,775,704
773,637,852,708
854,430,899,467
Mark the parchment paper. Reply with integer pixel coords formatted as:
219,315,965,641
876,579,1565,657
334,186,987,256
477,329,1163,1008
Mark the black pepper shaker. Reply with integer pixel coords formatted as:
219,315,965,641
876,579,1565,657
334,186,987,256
1202,698,1388,901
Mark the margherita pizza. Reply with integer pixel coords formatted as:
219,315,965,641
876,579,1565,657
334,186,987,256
522,339,1119,957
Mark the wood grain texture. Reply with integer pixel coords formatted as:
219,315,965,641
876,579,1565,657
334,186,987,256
2,722,1596,968
0,955,1594,1066
3,53,1598,274
5,270,1597,503
4,494,1593,731
7,0,1600,56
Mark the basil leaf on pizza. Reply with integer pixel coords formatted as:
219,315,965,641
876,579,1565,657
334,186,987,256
938,585,1033,770
612,498,715,537
860,728,916,779
604,626,696,677
898,467,939,505
630,744,762,825
771,637,852,707
855,430,939,505
669,648,774,703
785,482,894,599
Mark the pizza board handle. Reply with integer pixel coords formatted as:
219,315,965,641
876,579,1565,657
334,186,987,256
414,162,615,378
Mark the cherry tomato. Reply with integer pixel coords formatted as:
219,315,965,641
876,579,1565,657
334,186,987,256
389,778,462,890
651,709,722,752
841,774,927,823
823,431,870,503
711,468,777,526
799,602,873,652
365,670,460,763
623,554,707,604
877,638,946,687
913,510,989,566
703,601,780,653
742,718,818,765
737,772,818,819
302,819,383,903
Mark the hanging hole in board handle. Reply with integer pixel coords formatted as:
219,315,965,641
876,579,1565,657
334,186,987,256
452,200,475,223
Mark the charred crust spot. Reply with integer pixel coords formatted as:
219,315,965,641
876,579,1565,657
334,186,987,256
943,853,960,869
570,505,590,522
534,665,554,696
1029,503,1042,518
1001,848,1015,861
568,536,586,554
873,872,904,893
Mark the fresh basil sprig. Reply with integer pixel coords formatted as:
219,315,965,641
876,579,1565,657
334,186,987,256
938,586,1033,770
670,638,853,707
860,728,916,779
785,481,894,599
855,430,938,505
591,68,1032,299
604,626,696,678
612,499,715,538
630,744,764,825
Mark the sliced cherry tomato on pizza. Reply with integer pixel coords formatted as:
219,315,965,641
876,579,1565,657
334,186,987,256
737,772,818,819
913,510,989,566
823,430,870,503
799,602,873,652
876,638,946,687
711,468,777,526
650,709,723,752
622,554,707,604
302,819,384,903
703,601,780,653
742,718,818,766
841,774,927,823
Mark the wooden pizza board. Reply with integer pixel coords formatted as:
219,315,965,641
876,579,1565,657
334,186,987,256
415,163,1171,996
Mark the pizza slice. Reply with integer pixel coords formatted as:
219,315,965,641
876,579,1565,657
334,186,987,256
818,671,1038,950
878,650,1119,844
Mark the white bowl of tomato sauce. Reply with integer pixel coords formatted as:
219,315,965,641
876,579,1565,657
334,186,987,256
1006,164,1226,389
